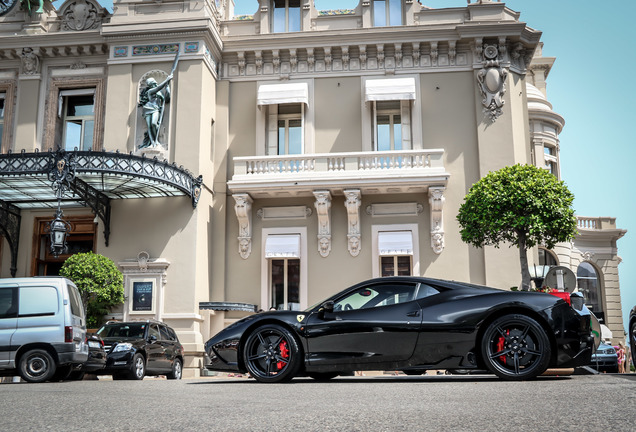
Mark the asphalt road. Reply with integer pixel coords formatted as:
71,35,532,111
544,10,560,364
1,373,634,431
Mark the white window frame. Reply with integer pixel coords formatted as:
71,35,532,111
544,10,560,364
271,0,302,33
261,227,308,311
372,224,420,278
362,76,421,152
273,103,304,155
256,80,314,155
373,0,404,27
58,88,96,151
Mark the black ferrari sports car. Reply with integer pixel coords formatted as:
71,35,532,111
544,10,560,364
204,277,594,383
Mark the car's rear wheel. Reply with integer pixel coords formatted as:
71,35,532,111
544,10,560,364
128,353,145,380
19,349,56,383
307,372,339,381
243,324,301,383
50,364,73,382
481,314,551,380
167,359,182,380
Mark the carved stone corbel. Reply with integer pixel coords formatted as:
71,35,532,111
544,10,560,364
233,194,253,259
428,187,445,254
344,189,361,257
476,43,508,122
313,191,332,258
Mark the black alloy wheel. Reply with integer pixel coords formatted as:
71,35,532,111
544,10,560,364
481,314,551,380
243,324,301,383
167,359,182,380
19,349,57,383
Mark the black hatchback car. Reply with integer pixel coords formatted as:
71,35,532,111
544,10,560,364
96,321,184,380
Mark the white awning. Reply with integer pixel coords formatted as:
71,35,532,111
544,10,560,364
257,82,309,106
265,234,301,258
364,77,416,102
378,231,413,256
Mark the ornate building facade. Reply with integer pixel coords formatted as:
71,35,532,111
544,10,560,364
0,0,625,376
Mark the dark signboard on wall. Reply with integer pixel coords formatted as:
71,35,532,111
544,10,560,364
132,281,153,311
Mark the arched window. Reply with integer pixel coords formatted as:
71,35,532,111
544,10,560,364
577,262,603,321
539,248,558,267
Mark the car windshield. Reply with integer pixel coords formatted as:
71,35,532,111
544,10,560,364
97,323,147,339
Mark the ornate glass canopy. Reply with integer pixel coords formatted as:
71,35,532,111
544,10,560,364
0,149,203,276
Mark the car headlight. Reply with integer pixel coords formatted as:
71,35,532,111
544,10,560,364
113,342,133,353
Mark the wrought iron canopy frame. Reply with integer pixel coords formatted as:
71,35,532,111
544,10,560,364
0,149,203,276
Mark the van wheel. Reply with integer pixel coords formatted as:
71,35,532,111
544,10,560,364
167,359,182,380
19,349,56,383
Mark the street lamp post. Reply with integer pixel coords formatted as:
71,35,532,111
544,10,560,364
47,149,76,258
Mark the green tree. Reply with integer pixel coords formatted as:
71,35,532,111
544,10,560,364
59,252,124,328
456,164,578,291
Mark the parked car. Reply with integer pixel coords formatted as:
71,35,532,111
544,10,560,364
96,320,184,380
0,277,88,383
588,342,618,373
205,276,595,383
66,334,106,380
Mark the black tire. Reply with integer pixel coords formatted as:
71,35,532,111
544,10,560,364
50,365,73,382
19,349,57,383
308,372,339,381
167,359,183,380
243,324,301,383
481,314,551,380
68,371,86,381
128,353,145,380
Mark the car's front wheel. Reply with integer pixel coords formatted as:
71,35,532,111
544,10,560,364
481,314,551,380
243,324,301,383
167,359,182,380
128,353,145,380
19,349,57,383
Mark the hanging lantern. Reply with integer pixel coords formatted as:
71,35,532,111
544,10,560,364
49,209,71,257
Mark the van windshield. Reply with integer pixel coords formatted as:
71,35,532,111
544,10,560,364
97,323,147,340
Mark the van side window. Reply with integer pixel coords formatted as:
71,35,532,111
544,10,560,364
19,286,57,317
67,284,84,318
0,287,18,318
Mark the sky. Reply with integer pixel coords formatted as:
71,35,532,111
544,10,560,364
84,1,635,337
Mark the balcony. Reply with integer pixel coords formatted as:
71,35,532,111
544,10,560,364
576,216,626,243
228,149,449,198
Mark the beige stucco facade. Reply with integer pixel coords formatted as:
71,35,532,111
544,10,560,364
0,0,626,376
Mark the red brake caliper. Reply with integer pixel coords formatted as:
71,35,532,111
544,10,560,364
497,330,509,364
277,340,289,370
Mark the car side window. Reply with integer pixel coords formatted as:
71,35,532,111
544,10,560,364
159,325,172,341
334,283,417,311
414,283,441,300
149,324,160,340
0,287,18,319
167,327,179,342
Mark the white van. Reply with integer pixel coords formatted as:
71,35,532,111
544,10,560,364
0,277,88,383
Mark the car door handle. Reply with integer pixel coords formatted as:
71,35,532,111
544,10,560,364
406,310,420,317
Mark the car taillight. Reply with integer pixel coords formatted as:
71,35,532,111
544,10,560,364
65,326,74,343
549,291,571,306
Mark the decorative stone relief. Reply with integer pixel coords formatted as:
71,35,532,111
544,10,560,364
313,191,332,258
20,47,40,76
476,42,508,122
428,187,445,254
233,194,253,259
344,189,361,257
581,251,595,261
60,0,103,32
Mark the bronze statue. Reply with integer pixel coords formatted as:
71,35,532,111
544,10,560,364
139,74,173,148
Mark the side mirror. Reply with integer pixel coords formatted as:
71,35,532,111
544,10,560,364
318,300,334,319
148,335,158,343
322,301,335,313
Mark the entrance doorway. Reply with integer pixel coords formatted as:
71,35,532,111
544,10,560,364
32,215,96,276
